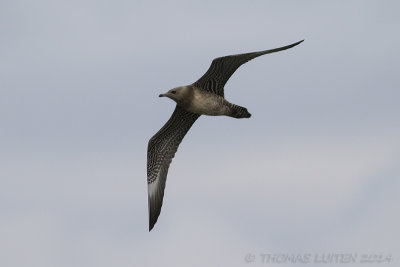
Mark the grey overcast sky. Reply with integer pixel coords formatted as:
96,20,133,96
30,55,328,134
1,0,399,266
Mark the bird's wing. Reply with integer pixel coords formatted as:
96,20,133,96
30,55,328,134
147,105,200,231
193,40,304,97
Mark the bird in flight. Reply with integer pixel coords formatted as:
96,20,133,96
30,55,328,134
147,40,304,231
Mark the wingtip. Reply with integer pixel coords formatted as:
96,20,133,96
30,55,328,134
149,219,156,231
149,212,158,232
274,39,304,53
293,39,305,46
149,215,156,231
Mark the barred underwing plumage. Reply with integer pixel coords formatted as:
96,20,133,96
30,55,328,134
147,40,304,231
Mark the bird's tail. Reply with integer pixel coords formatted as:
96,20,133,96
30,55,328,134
228,103,251,118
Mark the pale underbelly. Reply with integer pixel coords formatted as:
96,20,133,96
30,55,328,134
186,99,228,116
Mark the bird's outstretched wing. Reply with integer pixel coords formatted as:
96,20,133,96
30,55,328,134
147,105,200,231
193,40,304,97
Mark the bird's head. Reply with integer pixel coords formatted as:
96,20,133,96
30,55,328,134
159,86,189,104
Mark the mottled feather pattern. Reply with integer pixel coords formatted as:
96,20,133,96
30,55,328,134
147,105,199,230
147,40,303,230
194,40,304,96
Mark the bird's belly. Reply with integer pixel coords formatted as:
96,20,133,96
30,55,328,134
187,96,227,116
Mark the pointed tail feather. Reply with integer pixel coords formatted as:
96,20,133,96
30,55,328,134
228,104,251,118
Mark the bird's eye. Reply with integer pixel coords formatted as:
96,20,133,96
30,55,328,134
171,90,177,94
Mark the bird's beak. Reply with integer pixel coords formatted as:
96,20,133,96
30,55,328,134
159,94,165,97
